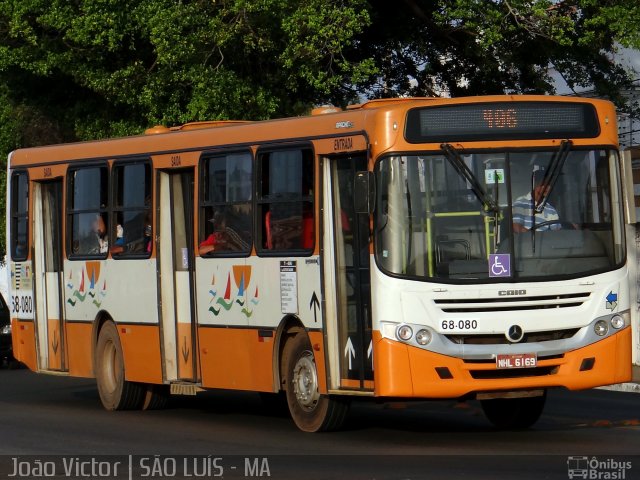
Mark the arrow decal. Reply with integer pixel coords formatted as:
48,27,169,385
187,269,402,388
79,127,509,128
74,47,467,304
606,291,618,311
344,338,356,370
181,336,190,363
51,330,59,354
309,292,320,323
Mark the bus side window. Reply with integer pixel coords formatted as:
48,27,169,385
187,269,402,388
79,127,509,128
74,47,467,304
199,152,253,256
257,147,314,254
68,166,109,258
10,171,29,261
112,162,152,258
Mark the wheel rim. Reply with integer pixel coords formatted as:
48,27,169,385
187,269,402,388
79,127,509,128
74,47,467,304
101,339,119,394
292,351,320,411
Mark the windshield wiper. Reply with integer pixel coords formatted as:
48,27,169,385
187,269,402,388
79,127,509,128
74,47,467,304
440,143,498,212
535,139,572,213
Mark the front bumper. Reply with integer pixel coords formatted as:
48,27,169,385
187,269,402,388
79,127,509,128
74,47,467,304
373,327,631,398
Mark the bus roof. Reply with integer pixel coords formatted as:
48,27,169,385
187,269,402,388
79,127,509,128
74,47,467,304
8,95,618,168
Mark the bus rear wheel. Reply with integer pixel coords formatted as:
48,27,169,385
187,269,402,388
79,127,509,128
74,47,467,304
95,321,145,410
284,333,349,432
480,391,547,429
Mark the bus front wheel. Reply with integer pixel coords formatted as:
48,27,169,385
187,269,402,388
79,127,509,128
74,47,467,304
283,333,349,432
95,321,144,410
480,391,547,429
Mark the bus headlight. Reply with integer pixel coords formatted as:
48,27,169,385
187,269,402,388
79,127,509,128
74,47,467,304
0,324,10,335
610,315,625,329
415,329,432,346
594,320,608,336
396,325,413,341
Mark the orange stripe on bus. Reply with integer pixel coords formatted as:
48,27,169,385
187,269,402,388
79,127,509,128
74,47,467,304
199,327,274,392
117,324,163,384
12,320,37,372
65,322,94,378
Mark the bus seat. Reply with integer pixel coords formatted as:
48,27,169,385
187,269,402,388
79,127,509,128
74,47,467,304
302,209,314,249
265,205,314,250
265,210,273,249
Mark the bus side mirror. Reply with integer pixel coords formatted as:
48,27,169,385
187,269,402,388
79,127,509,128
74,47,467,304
354,171,375,214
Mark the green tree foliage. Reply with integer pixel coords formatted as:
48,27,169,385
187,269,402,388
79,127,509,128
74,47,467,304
358,0,640,108
0,0,373,256
0,0,373,135
0,0,639,257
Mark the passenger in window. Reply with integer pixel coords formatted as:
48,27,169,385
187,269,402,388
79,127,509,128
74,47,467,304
199,209,249,255
89,214,109,254
110,223,125,255
144,220,152,253
115,224,124,247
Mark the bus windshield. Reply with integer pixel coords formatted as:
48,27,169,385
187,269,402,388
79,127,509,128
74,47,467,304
375,148,624,282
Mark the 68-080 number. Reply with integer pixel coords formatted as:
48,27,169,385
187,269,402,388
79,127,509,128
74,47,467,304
11,295,33,314
441,319,478,331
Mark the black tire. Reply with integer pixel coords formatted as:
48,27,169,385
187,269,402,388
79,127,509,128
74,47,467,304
94,321,145,410
283,333,349,432
480,391,547,429
141,384,171,410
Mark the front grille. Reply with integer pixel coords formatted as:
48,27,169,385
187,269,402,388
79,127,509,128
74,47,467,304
434,292,590,313
446,328,579,345
470,366,559,379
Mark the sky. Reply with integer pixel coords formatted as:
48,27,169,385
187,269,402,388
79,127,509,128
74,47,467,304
551,47,640,148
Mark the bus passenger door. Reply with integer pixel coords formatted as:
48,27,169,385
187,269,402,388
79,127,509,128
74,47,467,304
157,170,200,384
324,154,373,390
33,181,66,371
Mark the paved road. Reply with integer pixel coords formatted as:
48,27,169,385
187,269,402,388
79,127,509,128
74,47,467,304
0,368,638,479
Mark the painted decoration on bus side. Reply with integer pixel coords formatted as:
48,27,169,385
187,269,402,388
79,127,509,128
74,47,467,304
11,263,33,290
208,265,258,318
66,261,107,307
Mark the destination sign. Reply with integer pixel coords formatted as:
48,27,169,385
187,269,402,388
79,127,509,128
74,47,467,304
405,102,599,143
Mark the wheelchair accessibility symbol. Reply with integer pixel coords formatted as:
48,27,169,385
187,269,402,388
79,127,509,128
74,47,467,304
489,254,511,278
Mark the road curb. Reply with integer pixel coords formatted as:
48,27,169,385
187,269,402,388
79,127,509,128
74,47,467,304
597,383,640,393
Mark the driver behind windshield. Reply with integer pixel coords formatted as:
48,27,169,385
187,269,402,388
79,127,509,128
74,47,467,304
512,169,560,233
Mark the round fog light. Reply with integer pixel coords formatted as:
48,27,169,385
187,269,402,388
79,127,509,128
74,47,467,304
416,329,432,346
610,315,624,329
594,320,608,336
397,325,413,341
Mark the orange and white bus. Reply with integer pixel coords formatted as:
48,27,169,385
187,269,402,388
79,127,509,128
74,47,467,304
6,96,638,432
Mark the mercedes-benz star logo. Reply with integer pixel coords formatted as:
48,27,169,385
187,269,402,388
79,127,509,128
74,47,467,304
506,325,524,343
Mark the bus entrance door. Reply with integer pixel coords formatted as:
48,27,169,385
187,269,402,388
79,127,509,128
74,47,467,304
158,170,200,385
32,180,66,372
325,154,374,391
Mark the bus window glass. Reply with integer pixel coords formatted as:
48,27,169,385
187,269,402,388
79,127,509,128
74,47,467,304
112,163,152,256
199,152,252,256
375,148,623,282
257,148,314,253
10,172,29,261
68,166,109,258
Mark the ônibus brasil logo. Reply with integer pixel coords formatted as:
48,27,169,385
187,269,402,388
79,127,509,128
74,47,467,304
567,456,632,479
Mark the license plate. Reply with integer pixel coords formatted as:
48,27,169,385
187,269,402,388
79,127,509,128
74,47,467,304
496,353,537,369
